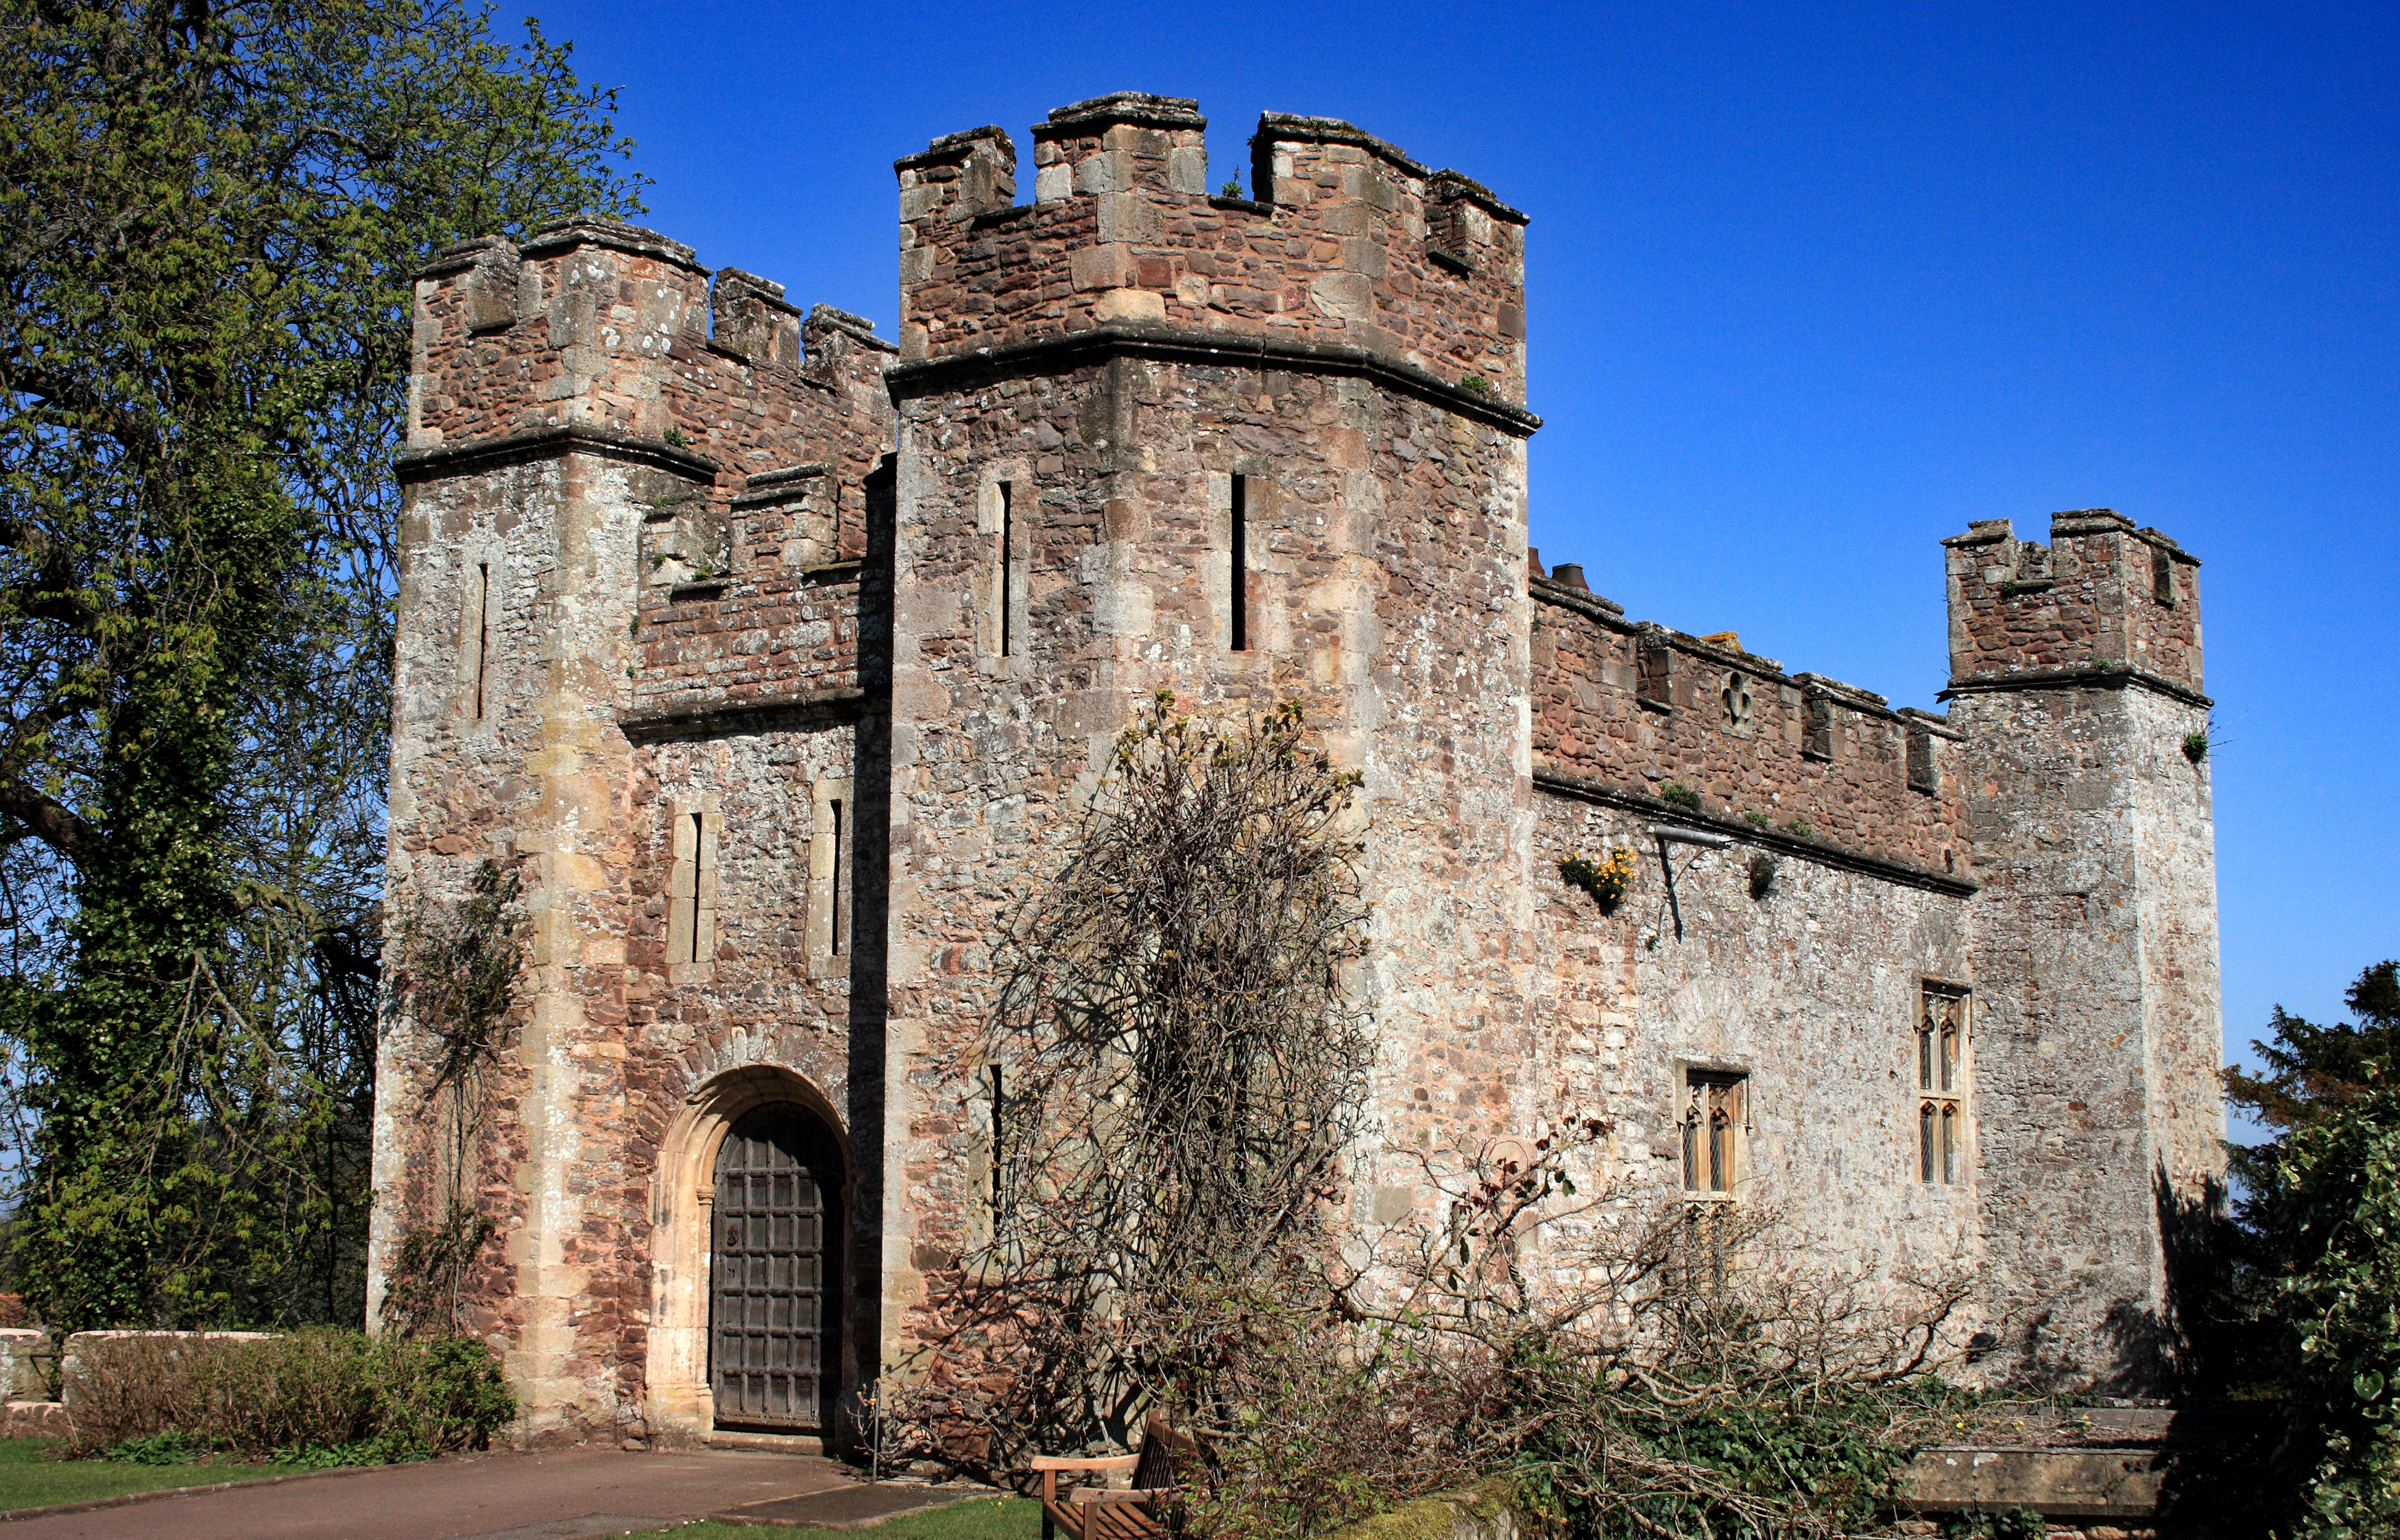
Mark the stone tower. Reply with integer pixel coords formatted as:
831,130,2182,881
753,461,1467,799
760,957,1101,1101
876,92,1542,1373
1943,510,2222,1386
377,217,897,1443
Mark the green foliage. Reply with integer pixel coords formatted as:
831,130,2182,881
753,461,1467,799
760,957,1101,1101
1747,853,1776,898
2227,963,2400,1207
0,0,638,1327
1938,1509,2047,1540
1743,811,1771,828
1557,848,1634,911
105,1430,206,1465
2217,962,2400,1531
0,1435,291,1508
1460,374,1491,396
63,1327,514,1461
1221,179,1243,197
1661,782,1701,811
2266,1088,2400,1536
651,1500,1040,1540
1784,818,1814,839
2183,728,2212,763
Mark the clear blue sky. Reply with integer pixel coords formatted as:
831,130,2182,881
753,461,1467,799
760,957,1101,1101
537,0,2398,1111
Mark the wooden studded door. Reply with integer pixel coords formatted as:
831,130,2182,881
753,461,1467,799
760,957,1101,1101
710,1105,841,1431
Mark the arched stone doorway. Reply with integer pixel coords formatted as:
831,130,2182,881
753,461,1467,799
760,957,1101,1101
646,1066,848,1443
709,1104,843,1431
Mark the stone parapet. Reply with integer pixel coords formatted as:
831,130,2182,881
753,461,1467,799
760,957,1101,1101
403,219,897,721
1945,510,2203,693
896,95,1527,403
1531,577,1969,878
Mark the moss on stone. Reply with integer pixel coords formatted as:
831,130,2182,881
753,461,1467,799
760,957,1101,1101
1319,1478,1535,1540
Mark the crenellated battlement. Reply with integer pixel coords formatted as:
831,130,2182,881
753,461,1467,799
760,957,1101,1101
406,217,894,482
1529,560,1969,885
1943,509,2203,697
400,216,900,730
895,94,1528,405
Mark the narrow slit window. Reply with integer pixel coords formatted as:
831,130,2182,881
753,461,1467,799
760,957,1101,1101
1229,474,1249,651
989,1063,1005,1220
686,811,707,965
1917,985,1969,1186
808,778,853,976
828,797,846,958
996,481,1014,658
464,561,494,719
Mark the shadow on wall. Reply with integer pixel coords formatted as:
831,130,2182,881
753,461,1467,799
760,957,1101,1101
1994,1166,2238,1399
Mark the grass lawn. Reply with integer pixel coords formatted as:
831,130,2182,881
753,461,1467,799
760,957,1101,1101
0,1438,293,1511
639,1495,1041,1539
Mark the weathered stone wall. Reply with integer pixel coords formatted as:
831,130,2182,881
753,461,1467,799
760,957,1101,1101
1943,513,2223,1391
897,95,1526,401
1945,509,2202,693
376,215,898,1445
1517,791,1982,1312
1531,575,1967,878
877,336,1535,1379
372,96,2227,1445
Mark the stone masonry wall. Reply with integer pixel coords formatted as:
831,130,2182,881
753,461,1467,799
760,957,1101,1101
378,215,898,1443
877,337,1533,1380
896,95,1527,402
1531,574,1968,880
1943,513,2223,1392
374,95,2229,1443
1945,509,2202,692
1520,791,1982,1321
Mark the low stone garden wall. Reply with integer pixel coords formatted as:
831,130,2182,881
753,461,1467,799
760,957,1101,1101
0,1330,276,1439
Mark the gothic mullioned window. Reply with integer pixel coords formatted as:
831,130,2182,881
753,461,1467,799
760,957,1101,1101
1681,1070,1749,1196
1917,984,1969,1186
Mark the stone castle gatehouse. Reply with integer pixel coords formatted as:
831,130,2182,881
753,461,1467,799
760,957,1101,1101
370,93,2225,1446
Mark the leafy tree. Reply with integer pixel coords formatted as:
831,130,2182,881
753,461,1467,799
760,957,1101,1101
2262,1087,2400,1537
2218,963,2400,1534
0,0,643,1328
2226,963,2400,1155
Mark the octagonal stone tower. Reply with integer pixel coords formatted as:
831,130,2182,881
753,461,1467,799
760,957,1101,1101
876,91,1542,1374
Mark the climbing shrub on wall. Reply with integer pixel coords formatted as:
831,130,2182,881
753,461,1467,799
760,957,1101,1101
888,695,1990,1537
381,861,524,1336
893,693,1375,1458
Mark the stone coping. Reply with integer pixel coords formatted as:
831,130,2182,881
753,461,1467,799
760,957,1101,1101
621,685,871,742
1034,91,1207,136
886,325,1541,435
395,425,721,485
1941,664,2212,710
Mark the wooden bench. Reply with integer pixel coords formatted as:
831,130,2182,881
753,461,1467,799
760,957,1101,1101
1032,1416,1193,1540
